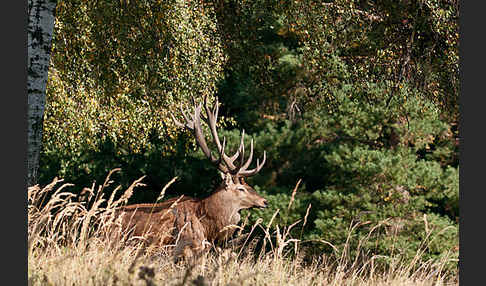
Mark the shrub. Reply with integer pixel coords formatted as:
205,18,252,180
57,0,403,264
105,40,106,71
234,84,458,269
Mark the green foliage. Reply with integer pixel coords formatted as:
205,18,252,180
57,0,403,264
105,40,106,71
40,0,458,272
43,0,225,157
236,84,458,267
286,0,459,119
41,0,226,192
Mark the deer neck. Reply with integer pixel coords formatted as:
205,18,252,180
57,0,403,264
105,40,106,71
201,187,241,229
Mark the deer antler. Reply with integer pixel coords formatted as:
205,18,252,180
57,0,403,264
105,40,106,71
171,95,266,178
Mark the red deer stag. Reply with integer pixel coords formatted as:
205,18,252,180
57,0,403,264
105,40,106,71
114,95,268,259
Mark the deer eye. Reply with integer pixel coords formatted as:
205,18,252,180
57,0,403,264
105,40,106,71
237,186,246,192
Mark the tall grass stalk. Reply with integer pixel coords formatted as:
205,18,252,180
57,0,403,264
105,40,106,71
28,171,458,285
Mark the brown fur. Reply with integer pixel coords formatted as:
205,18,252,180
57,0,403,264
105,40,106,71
114,178,267,258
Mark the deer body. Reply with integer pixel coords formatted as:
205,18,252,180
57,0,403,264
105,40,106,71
115,96,268,258
116,180,267,257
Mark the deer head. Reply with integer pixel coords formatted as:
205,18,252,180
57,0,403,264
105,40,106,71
219,174,268,210
171,95,268,213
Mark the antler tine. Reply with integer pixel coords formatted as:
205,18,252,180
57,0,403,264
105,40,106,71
229,149,240,162
203,94,242,171
171,103,193,129
203,94,221,150
174,95,266,177
225,130,244,166
213,96,219,122
220,136,227,159
239,138,254,171
195,104,233,173
181,104,191,123
221,129,252,174
171,99,229,173
238,150,266,177
238,130,245,167
192,105,212,159
220,135,248,175
170,113,185,129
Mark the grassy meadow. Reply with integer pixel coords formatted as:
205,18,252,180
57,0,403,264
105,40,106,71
28,172,458,286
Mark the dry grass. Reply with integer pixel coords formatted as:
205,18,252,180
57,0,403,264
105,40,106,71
28,171,458,286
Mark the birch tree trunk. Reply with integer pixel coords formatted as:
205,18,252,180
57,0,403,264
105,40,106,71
27,0,57,186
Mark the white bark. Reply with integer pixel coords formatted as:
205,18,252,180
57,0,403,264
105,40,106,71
28,0,57,186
